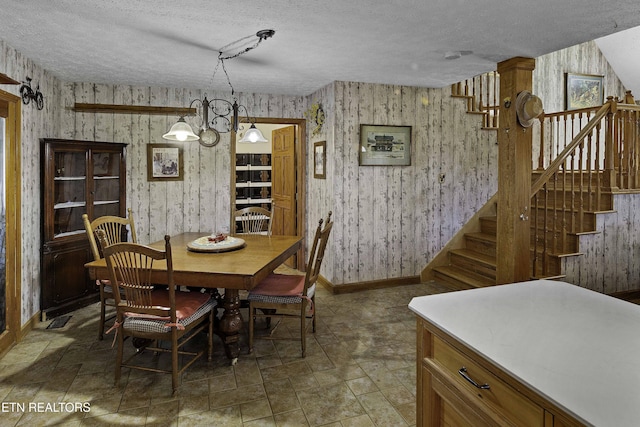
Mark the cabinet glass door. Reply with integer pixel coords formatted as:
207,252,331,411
53,151,86,237
92,151,121,217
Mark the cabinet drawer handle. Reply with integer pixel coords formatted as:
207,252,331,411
458,367,490,389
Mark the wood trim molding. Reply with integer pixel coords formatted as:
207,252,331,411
0,73,19,85
72,103,196,116
319,275,421,294
230,117,307,271
0,89,21,355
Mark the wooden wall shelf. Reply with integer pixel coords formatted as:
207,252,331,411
72,103,196,116
0,73,20,85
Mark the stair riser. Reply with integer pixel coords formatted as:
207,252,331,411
530,253,562,277
433,272,475,290
479,217,497,234
530,232,578,253
531,172,605,187
468,222,579,255
483,210,597,236
449,253,496,280
531,192,613,211
531,210,596,231
465,237,496,258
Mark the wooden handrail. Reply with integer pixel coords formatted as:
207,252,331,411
529,96,640,278
451,71,500,128
450,71,640,279
530,102,611,197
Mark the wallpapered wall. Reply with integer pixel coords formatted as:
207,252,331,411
315,82,497,285
1,36,634,326
1,40,60,324
56,84,307,245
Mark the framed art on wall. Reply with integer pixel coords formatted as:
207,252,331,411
565,73,604,110
359,124,411,166
147,144,183,181
314,141,326,179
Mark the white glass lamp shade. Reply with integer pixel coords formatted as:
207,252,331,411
239,124,268,143
162,117,200,142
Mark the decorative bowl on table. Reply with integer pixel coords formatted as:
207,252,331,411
187,233,246,253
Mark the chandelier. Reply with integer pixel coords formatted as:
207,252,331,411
163,30,275,146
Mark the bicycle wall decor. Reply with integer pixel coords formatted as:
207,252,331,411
20,77,44,110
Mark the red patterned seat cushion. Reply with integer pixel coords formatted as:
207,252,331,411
250,274,305,296
150,290,212,320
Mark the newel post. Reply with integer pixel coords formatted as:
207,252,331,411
603,96,618,191
496,57,536,284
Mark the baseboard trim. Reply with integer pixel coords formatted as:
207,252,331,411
318,275,421,294
609,289,640,301
19,311,40,341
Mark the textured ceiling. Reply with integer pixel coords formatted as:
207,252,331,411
1,0,640,96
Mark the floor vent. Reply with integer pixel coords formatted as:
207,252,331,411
47,315,71,329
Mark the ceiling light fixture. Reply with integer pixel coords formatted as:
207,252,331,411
163,29,275,146
162,116,200,141
239,124,268,143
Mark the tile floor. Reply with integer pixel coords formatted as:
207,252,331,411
0,281,452,426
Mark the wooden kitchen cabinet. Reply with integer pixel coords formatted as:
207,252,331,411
417,319,584,426
41,138,126,320
409,281,612,426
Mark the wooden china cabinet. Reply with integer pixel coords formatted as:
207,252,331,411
40,138,126,320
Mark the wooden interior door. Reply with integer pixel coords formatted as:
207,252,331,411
271,126,297,266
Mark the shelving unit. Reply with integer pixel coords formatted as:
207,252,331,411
41,138,127,320
234,153,272,233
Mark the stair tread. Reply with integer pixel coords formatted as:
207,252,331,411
450,248,496,267
465,232,496,243
434,265,495,288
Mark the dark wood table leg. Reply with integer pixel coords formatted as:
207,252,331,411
218,288,242,364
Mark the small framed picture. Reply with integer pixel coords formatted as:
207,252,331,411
359,124,411,166
565,73,604,110
147,144,183,181
314,141,326,179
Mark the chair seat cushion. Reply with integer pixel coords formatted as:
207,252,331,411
150,290,212,320
122,292,216,334
97,279,112,292
248,273,314,304
97,279,123,296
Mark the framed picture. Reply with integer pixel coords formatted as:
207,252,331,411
147,144,183,181
565,73,604,110
314,141,326,179
359,124,411,166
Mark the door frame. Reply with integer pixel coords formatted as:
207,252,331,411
231,118,306,271
0,89,22,355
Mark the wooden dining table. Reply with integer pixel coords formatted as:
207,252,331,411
85,232,304,363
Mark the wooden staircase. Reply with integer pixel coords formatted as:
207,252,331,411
426,75,639,290
432,179,616,290
432,217,497,289
450,71,500,130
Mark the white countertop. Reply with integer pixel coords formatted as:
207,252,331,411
409,279,640,427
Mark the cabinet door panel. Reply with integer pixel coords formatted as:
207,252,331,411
425,359,511,427
41,243,93,314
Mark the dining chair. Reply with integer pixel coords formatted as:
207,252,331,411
235,206,273,235
97,230,216,396
248,211,333,357
82,208,137,340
